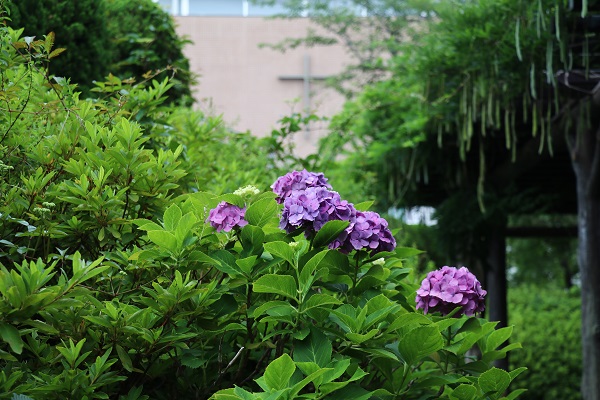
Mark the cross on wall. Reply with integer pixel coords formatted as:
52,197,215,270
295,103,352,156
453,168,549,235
278,54,330,132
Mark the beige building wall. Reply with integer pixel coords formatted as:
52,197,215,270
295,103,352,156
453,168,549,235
174,17,352,155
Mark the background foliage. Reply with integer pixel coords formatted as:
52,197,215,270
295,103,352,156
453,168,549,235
508,285,582,400
0,14,525,399
7,0,193,101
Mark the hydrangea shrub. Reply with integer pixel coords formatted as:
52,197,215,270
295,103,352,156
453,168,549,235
0,166,525,399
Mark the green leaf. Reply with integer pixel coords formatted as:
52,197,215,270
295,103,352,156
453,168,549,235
485,326,513,352
240,225,265,256
299,249,331,295
398,325,444,366
452,384,478,400
302,294,342,313
147,230,178,253
264,241,297,266
264,354,296,391
163,204,182,231
253,274,297,300
293,328,332,367
313,220,349,248
245,197,278,227
253,300,297,318
394,247,423,258
116,345,134,372
354,200,374,211
0,323,23,354
478,367,511,397
346,329,378,344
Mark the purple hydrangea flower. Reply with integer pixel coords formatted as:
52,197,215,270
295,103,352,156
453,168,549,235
279,187,356,235
415,266,486,317
330,211,396,255
208,201,248,232
271,170,331,204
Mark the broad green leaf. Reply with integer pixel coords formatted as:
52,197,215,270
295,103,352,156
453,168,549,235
398,325,444,366
294,328,332,367
263,241,296,266
253,301,297,318
346,329,378,344
240,225,265,256
163,204,182,231
354,200,374,211
147,230,178,253
299,249,330,296
175,212,198,244
245,197,278,227
394,247,424,258
264,354,296,391
302,294,342,313
451,384,478,400
478,367,511,397
236,255,257,276
0,323,23,354
253,274,297,300
313,220,349,248
504,388,528,400
485,326,513,352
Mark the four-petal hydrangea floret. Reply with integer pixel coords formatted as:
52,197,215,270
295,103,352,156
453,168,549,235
208,201,248,232
271,169,331,204
415,266,486,317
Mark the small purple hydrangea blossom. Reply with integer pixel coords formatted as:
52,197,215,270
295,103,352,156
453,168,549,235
330,211,396,255
271,169,331,204
279,187,356,235
208,201,248,232
415,266,486,317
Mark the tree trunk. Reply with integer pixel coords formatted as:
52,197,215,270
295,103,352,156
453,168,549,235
485,225,508,370
571,123,600,400
573,167,600,400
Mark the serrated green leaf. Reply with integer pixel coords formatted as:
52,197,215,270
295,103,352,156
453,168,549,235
479,367,511,397
245,197,278,227
253,274,297,300
264,354,295,391
313,220,349,248
163,204,182,231
452,383,478,400
264,241,297,265
485,326,513,352
398,325,444,366
147,230,178,253
294,328,332,367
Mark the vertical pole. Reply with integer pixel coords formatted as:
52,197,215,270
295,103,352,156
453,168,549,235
303,54,311,135
181,0,189,16
486,224,508,370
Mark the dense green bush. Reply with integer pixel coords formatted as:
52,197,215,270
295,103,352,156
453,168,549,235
0,16,525,400
7,0,192,101
105,0,194,104
7,0,112,93
509,285,582,400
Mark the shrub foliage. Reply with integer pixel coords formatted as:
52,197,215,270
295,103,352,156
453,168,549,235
0,17,525,400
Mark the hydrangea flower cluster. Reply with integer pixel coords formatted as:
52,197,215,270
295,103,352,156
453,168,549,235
279,186,356,235
271,169,331,204
331,211,396,254
415,266,486,317
273,170,396,255
208,201,248,232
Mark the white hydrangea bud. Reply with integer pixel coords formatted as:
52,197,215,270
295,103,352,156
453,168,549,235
233,185,260,198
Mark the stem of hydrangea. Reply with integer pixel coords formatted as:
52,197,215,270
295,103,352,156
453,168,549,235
443,326,453,374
